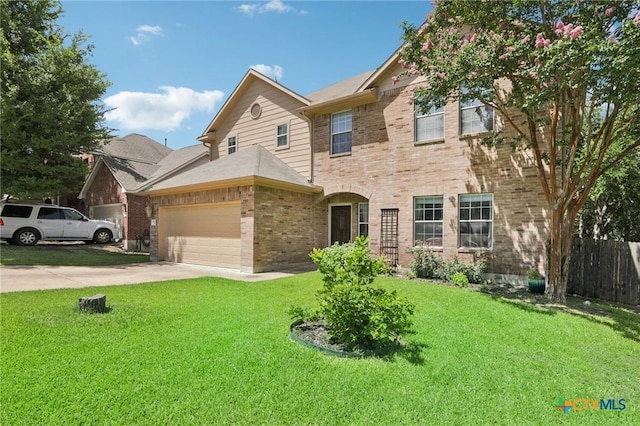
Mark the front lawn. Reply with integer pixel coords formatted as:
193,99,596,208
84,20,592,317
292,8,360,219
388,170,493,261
1,273,637,425
0,244,149,266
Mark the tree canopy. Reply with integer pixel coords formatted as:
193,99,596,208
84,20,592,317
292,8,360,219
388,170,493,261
578,138,640,242
398,0,640,302
1,0,111,199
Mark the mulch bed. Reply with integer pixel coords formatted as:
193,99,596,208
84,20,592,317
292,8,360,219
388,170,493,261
290,321,348,353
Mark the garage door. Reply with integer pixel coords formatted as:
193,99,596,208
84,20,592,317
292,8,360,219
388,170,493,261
90,204,124,240
159,202,241,269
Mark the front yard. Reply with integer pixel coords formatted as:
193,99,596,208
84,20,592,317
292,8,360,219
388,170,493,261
1,273,638,425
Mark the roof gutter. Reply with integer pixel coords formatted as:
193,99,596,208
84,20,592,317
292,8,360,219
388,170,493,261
298,88,378,118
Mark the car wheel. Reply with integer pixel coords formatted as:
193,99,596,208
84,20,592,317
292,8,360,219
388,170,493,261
93,229,112,244
15,228,39,246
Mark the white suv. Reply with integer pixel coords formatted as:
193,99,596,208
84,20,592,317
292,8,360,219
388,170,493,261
0,202,119,246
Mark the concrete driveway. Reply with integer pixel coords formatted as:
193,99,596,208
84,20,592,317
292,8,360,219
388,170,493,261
0,262,314,293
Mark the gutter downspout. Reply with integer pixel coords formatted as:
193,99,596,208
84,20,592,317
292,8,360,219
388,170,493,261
299,110,314,185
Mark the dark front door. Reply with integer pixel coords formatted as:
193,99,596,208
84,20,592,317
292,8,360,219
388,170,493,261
330,205,351,244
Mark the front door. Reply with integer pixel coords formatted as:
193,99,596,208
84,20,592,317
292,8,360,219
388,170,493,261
330,205,351,244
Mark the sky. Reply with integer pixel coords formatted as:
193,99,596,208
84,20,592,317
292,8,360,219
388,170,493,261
58,0,433,150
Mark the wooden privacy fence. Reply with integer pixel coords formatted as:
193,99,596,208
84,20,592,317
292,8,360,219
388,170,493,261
568,239,640,306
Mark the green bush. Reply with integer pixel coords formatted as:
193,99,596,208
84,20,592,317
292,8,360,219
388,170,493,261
406,247,445,279
450,272,469,287
407,248,487,284
310,236,390,288
295,236,414,350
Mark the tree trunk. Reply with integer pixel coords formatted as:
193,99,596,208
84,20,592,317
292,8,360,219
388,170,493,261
546,206,574,303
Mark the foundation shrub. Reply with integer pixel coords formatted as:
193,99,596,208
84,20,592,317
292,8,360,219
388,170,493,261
407,248,487,284
291,237,415,350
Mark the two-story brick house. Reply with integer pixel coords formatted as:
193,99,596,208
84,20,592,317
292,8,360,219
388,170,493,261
141,49,548,276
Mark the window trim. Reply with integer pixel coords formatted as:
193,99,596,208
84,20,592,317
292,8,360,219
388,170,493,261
458,193,493,249
227,135,237,155
330,110,353,156
415,104,445,144
358,202,369,237
413,195,444,248
276,122,289,150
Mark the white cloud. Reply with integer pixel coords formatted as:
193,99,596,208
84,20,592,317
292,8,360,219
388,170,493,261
130,25,162,46
237,0,307,15
261,0,292,13
237,4,258,15
104,86,225,132
250,64,284,81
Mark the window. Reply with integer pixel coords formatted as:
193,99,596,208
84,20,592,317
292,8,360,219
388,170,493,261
227,136,237,154
460,87,494,135
459,194,493,248
358,203,369,237
415,105,444,142
1,205,33,218
37,207,63,220
414,196,443,247
276,123,288,148
331,110,352,155
63,208,84,221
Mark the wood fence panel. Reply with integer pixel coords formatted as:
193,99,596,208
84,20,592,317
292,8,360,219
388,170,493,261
568,239,640,306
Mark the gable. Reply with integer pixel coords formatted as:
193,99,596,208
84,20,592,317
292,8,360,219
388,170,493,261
205,73,313,180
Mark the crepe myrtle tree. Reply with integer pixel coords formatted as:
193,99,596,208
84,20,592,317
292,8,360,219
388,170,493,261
398,0,640,302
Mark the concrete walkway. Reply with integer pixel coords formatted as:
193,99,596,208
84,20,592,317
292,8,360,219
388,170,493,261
0,262,315,293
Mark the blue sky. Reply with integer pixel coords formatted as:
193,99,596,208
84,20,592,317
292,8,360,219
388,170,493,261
59,1,432,149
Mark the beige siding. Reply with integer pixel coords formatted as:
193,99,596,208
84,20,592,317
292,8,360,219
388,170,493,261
215,79,311,179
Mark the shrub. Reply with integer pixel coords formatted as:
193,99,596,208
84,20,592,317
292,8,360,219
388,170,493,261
449,272,469,287
310,236,390,288
407,248,487,284
527,269,544,280
295,236,415,350
317,282,414,349
406,247,445,279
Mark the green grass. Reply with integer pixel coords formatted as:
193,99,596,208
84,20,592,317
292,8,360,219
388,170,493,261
1,273,638,425
0,245,149,266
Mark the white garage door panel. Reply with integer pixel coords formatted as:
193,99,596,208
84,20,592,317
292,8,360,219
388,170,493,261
160,203,241,269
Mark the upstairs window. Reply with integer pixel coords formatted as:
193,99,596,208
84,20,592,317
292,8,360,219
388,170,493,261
276,123,288,148
228,136,237,154
331,110,352,155
415,104,444,142
460,87,494,135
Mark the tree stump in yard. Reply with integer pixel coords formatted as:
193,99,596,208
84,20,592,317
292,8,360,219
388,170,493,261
79,294,107,313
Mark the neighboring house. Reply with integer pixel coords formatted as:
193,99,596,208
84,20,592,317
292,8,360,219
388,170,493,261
141,50,548,276
78,133,209,251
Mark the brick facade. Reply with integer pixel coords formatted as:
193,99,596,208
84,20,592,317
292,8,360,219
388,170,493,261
253,186,325,271
312,85,549,275
148,185,323,272
83,163,151,251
